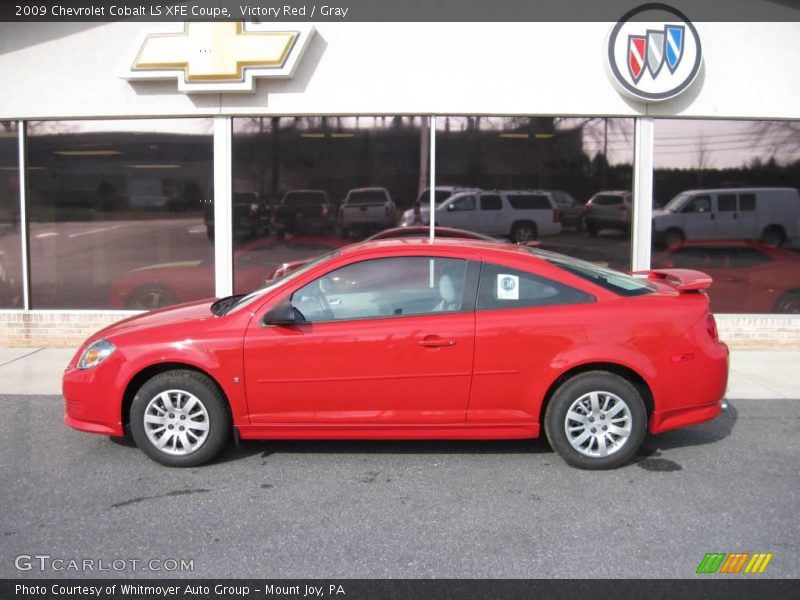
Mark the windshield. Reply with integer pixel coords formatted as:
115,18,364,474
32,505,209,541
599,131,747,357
663,192,692,212
529,249,655,297
222,250,341,314
347,190,388,204
282,192,327,206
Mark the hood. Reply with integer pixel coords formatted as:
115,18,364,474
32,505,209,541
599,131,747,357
652,208,671,218
128,260,204,273
92,298,217,340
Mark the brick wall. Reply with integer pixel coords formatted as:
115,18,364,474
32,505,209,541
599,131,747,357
0,311,797,350
0,311,137,348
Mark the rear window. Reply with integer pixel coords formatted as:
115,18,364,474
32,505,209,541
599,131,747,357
508,194,552,210
346,190,388,205
282,192,327,206
532,249,655,297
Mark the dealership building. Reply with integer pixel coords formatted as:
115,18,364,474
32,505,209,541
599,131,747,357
0,2,798,348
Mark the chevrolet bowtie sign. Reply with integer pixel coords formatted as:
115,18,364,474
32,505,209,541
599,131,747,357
125,22,315,93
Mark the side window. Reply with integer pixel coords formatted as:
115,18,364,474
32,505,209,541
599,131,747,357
480,194,503,211
718,194,737,212
291,257,469,322
508,194,552,210
449,195,476,211
477,263,594,310
739,193,756,211
684,195,711,213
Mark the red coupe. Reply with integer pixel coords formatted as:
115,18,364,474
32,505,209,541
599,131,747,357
65,239,728,470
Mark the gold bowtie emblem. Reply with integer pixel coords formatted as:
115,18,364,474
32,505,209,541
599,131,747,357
133,22,297,82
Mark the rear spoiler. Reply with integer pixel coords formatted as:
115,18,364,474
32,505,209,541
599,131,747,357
632,268,712,292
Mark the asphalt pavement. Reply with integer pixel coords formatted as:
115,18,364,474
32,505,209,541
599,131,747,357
0,394,797,579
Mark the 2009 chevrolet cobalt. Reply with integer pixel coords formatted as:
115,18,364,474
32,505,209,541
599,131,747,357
64,239,728,469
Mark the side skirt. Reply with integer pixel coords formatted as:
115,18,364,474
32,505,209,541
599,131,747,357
236,423,540,440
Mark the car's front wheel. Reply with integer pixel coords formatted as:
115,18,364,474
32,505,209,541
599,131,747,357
130,370,231,467
544,371,647,469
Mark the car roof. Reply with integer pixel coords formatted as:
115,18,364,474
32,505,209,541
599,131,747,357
337,237,532,259
677,187,798,194
348,187,388,193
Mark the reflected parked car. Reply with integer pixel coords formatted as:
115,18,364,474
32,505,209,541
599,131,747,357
654,240,800,313
65,239,728,470
549,190,584,230
583,191,632,236
652,188,800,248
399,186,480,226
108,235,347,310
435,190,562,242
272,190,336,234
205,192,270,242
339,187,395,236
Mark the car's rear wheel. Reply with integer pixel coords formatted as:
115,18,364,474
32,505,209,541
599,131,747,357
663,228,685,249
774,290,800,314
586,221,598,237
130,370,231,467
760,225,785,247
544,371,647,469
511,221,538,242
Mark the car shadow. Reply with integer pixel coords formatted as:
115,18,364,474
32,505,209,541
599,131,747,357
631,401,739,471
216,437,554,464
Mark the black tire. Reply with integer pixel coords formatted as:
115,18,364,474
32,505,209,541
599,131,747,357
125,285,179,311
130,370,231,467
575,218,585,232
774,290,800,314
586,221,598,237
664,228,685,249
760,225,785,247
511,221,538,242
544,371,647,470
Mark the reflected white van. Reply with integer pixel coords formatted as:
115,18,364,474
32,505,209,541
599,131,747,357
652,188,800,248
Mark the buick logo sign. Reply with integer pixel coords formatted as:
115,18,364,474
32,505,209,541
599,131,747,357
607,3,702,102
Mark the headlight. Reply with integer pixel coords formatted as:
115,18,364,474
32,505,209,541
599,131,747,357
77,339,116,370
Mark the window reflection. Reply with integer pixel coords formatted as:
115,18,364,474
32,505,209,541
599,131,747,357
0,122,22,308
231,117,426,294
652,119,800,314
436,117,635,270
27,119,214,309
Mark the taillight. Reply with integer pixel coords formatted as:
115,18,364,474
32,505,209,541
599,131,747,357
584,201,591,208
706,314,719,342
553,209,561,223
618,204,628,211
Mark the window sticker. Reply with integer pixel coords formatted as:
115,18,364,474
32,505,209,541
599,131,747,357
497,274,519,300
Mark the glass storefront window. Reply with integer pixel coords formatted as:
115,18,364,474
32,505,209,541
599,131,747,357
435,116,635,270
0,121,22,308
652,119,800,314
231,116,426,295
26,119,214,309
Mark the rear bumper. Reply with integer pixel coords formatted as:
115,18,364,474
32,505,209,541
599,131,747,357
650,399,724,434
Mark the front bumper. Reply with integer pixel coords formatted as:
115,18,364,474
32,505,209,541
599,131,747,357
63,362,125,437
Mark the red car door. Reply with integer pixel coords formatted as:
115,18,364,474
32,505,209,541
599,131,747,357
242,255,477,425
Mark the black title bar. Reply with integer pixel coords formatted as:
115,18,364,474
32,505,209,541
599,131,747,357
1,0,799,22
3,579,800,600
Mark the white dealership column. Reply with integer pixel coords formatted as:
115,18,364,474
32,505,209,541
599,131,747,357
631,116,655,272
213,116,234,298
429,115,436,242
17,120,30,310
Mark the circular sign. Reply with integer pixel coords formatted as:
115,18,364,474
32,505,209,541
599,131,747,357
607,3,702,102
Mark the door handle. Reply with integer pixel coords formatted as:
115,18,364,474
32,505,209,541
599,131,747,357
418,335,456,348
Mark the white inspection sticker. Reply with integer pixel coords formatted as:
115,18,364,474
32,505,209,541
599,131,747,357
497,274,519,300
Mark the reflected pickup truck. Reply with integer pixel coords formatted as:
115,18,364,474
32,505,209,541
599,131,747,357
339,187,396,236
272,190,335,234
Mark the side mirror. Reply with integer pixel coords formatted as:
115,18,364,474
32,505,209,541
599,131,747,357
263,299,305,326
